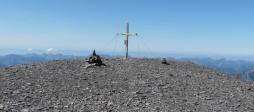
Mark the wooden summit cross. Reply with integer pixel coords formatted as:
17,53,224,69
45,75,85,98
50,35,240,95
120,23,138,59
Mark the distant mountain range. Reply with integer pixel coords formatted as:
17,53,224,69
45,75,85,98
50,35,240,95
177,57,254,81
0,54,80,68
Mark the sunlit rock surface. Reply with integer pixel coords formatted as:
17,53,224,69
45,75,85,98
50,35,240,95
0,58,254,111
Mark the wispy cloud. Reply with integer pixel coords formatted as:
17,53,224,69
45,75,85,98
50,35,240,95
27,48,33,52
46,48,59,54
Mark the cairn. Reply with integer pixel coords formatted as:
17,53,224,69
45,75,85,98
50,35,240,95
161,58,169,65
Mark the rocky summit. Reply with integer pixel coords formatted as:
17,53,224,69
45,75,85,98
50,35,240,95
0,58,254,112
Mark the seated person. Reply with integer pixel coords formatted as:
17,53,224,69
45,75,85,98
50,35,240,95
86,50,105,66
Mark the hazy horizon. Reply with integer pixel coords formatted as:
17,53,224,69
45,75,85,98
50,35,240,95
2,48,254,61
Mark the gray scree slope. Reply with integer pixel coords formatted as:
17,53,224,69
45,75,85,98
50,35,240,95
0,58,254,112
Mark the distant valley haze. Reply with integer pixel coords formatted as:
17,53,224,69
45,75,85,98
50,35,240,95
2,48,254,61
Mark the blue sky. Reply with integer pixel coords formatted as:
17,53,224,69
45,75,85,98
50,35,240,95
0,0,254,56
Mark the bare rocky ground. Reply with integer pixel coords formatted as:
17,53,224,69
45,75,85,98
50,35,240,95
1,58,254,112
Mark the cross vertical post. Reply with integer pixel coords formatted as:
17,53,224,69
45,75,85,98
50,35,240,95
125,23,129,59
120,23,138,59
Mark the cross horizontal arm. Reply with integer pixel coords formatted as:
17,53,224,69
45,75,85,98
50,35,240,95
121,33,138,36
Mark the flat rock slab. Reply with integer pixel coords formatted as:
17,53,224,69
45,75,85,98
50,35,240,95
0,58,254,111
